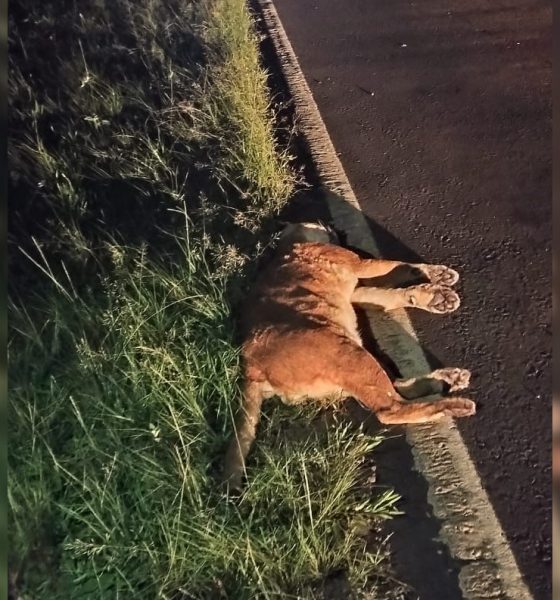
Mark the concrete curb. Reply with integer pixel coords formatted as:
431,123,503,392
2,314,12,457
253,0,533,598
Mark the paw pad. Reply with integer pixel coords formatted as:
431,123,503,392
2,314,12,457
422,264,460,287
423,285,460,313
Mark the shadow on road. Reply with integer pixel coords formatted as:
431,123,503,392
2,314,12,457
295,187,465,600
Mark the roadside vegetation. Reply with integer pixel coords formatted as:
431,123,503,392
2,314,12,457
8,0,402,597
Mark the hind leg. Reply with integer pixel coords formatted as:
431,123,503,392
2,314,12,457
375,397,476,424
331,344,475,424
351,258,459,286
350,376,475,424
394,367,471,399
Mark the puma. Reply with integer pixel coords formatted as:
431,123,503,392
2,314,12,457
223,223,475,489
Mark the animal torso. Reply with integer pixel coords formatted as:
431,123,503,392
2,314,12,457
242,242,363,404
222,225,475,490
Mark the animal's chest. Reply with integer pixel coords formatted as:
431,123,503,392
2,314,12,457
251,259,361,343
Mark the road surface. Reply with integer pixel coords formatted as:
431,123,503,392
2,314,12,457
271,0,552,596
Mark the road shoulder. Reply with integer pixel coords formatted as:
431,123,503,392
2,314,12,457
254,0,534,597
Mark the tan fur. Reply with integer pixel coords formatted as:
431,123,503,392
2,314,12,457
223,223,475,489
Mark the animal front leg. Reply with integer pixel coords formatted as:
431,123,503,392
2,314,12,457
351,284,460,314
354,258,459,287
222,381,264,491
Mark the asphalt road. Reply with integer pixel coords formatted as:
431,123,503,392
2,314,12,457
271,0,552,597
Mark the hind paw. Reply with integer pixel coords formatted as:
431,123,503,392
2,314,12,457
430,367,471,392
440,398,476,418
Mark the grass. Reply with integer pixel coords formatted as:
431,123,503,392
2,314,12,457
8,0,402,597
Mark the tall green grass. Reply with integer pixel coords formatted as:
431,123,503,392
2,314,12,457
8,0,402,597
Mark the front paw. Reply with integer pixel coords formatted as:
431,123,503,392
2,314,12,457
420,264,460,287
408,284,460,314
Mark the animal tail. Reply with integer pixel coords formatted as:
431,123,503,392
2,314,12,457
222,380,264,491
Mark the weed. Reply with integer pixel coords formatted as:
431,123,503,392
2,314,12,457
8,0,402,597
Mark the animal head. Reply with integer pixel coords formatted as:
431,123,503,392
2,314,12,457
278,222,339,246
